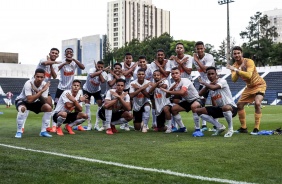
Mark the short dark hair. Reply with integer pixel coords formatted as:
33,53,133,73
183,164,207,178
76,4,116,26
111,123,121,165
35,68,45,75
153,69,160,74
116,78,126,84
73,79,81,85
171,67,179,71
137,68,146,73
50,48,60,53
206,66,217,72
232,46,243,53
195,41,204,47
65,48,73,53
125,52,132,57
97,61,104,65
139,55,146,60
114,63,122,68
157,49,165,53
176,42,184,47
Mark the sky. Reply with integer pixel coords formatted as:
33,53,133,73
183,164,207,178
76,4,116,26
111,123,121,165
1,0,281,65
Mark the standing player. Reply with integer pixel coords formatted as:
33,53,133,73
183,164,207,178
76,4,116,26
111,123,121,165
121,53,138,92
129,69,151,132
83,61,108,131
170,42,193,81
192,41,215,131
14,68,52,138
148,70,172,132
160,67,203,134
52,48,85,132
98,79,133,135
196,66,237,137
5,91,13,108
107,63,125,91
227,46,267,135
53,79,88,135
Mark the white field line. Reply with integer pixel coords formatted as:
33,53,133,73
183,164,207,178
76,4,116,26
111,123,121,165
0,143,255,184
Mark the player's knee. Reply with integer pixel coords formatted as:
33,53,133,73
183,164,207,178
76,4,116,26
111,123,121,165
144,105,150,112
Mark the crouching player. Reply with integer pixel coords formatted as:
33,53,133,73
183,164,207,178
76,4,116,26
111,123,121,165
196,66,237,137
148,70,172,132
98,79,133,135
52,80,88,135
15,68,52,138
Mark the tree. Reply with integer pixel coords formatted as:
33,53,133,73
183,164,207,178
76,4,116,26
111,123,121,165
102,35,113,67
240,12,278,66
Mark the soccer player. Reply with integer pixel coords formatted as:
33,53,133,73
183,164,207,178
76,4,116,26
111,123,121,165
196,66,237,137
52,48,85,132
83,61,108,131
107,63,125,90
192,41,215,131
227,46,267,135
52,79,88,135
148,70,172,132
133,55,153,81
169,42,193,81
121,53,138,92
129,68,151,132
14,68,53,138
5,91,13,108
160,67,202,134
98,79,133,135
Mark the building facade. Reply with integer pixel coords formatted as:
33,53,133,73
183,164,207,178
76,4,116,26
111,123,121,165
107,0,170,50
264,9,282,43
0,52,18,64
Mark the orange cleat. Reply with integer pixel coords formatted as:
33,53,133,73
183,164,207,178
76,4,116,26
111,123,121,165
77,125,85,131
65,124,75,134
56,127,64,136
46,126,56,133
106,128,113,135
111,125,118,133
22,128,25,133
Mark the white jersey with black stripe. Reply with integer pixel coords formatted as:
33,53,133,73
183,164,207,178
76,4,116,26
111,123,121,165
83,67,107,93
58,61,77,90
129,79,150,111
53,90,83,113
172,78,199,103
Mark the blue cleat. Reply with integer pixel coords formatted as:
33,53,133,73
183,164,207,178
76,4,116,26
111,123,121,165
171,127,178,132
15,132,22,138
39,131,52,138
175,127,187,132
192,130,204,137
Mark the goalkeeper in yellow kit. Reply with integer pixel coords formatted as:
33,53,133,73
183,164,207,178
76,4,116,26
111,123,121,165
227,46,266,135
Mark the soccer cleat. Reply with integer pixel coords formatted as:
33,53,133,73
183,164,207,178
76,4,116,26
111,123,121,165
250,128,259,135
39,131,52,138
124,124,130,131
212,125,226,136
171,126,178,132
94,125,100,131
175,127,187,133
46,126,56,133
77,125,85,131
56,127,64,136
142,126,148,133
98,126,105,131
165,128,172,133
15,132,22,138
65,124,75,134
192,129,204,137
224,129,234,137
106,128,113,135
22,128,25,133
153,127,159,132
235,127,248,133
201,125,208,132
119,124,125,130
111,125,118,133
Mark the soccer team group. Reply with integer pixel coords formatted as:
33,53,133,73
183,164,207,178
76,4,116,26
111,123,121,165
13,41,267,138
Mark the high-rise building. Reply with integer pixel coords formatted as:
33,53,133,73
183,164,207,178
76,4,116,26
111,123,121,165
62,35,104,74
264,9,282,43
107,0,170,50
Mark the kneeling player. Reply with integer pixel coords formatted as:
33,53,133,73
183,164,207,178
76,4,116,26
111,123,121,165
98,79,133,135
149,70,172,132
196,66,237,137
52,80,88,135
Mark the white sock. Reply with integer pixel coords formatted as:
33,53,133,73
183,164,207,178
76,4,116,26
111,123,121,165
105,109,112,129
95,107,101,127
142,106,151,127
202,120,207,126
16,111,27,133
69,119,86,127
200,114,222,128
173,114,185,128
22,110,29,128
41,112,52,132
165,119,172,129
193,113,200,130
56,116,66,127
152,109,157,126
85,104,91,125
223,111,233,130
